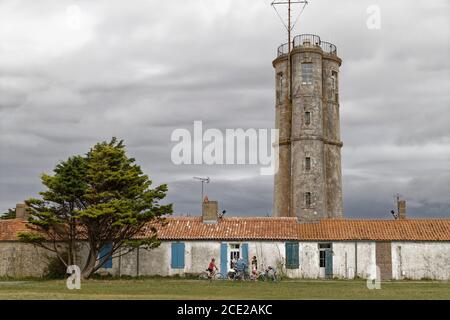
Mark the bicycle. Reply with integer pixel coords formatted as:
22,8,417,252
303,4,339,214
233,269,251,281
257,267,280,282
198,269,224,281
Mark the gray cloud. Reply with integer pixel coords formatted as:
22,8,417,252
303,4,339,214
0,0,449,219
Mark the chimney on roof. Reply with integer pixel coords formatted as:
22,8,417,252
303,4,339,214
398,200,406,220
15,203,29,220
202,196,219,224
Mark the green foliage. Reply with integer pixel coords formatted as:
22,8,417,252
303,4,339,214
17,232,47,244
21,137,173,278
45,253,68,279
0,208,16,220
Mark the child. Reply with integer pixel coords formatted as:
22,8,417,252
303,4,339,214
251,256,258,278
207,258,218,276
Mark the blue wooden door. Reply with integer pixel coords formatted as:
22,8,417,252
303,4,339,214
99,242,113,269
325,249,333,278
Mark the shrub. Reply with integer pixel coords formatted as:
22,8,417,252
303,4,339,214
44,254,68,279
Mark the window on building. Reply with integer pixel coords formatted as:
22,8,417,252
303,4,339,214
319,250,326,268
285,242,300,269
331,71,338,102
305,111,311,125
277,73,284,104
301,63,313,85
331,71,338,90
305,157,311,171
171,242,185,269
229,243,240,269
305,192,312,207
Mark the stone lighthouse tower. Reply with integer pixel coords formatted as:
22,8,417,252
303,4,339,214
273,34,343,221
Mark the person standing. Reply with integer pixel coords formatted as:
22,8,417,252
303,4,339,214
251,256,258,280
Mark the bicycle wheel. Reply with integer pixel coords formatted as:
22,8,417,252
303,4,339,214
214,273,225,280
198,272,209,280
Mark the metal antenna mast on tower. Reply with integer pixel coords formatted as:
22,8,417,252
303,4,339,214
271,0,308,216
271,0,309,102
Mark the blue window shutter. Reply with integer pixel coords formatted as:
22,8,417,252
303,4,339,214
285,242,299,269
99,242,113,269
178,242,185,268
292,242,299,268
171,243,178,268
242,243,249,264
325,249,333,277
220,243,228,277
285,242,291,268
171,242,185,269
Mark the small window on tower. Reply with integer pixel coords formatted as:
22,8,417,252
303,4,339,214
305,111,311,125
301,63,313,85
277,73,284,104
305,192,312,207
305,157,311,171
331,71,338,90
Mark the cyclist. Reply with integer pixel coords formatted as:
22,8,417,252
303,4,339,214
234,258,247,280
207,258,218,278
266,265,277,281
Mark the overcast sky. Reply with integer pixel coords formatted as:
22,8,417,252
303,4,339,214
0,0,449,219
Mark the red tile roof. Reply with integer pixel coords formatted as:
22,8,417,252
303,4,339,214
296,219,450,241
0,219,30,241
1,217,450,242
143,217,299,241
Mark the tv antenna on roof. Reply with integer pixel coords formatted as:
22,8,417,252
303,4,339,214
390,193,402,219
193,176,210,204
271,0,309,102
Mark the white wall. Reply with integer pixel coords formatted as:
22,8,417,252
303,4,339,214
108,240,379,279
0,242,54,277
247,241,285,272
391,242,450,280
355,242,376,279
110,241,285,277
1,240,449,280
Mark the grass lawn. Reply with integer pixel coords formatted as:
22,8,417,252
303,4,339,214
0,278,448,300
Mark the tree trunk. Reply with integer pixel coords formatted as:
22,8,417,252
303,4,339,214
81,250,97,279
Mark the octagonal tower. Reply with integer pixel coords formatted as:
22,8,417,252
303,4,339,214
273,34,343,221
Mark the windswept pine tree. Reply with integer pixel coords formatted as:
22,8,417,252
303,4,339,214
19,138,172,278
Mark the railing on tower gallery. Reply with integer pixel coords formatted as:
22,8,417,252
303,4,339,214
276,34,337,57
